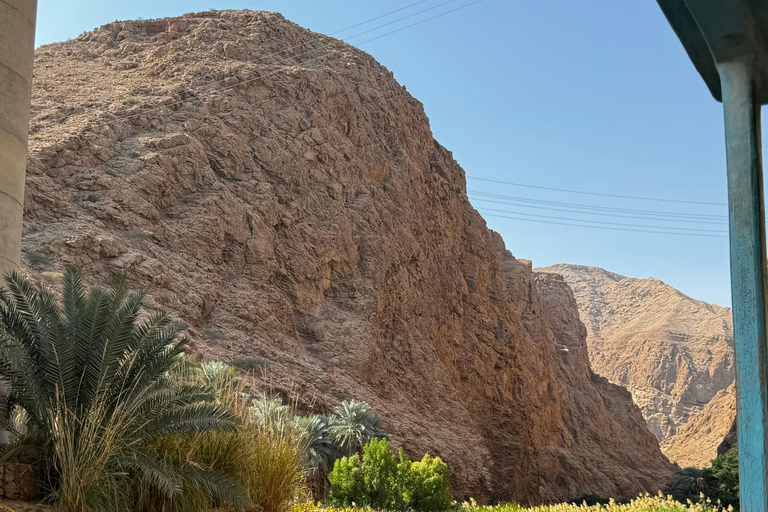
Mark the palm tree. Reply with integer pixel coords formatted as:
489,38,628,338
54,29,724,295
293,414,341,475
328,400,384,456
251,397,292,432
0,267,244,512
664,467,709,504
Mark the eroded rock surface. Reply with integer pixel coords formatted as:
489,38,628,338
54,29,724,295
22,10,672,503
537,264,734,447
661,384,736,467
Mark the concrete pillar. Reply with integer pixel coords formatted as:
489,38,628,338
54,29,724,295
0,0,38,277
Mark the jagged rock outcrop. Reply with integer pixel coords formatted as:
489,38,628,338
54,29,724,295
21,11,673,503
536,265,734,445
661,384,736,467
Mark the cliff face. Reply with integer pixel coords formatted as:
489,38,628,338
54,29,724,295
661,384,736,467
537,264,734,444
22,11,672,503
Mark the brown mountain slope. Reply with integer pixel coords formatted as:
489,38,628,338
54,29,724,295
536,264,734,444
21,11,672,503
661,384,736,467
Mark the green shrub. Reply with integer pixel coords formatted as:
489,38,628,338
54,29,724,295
327,438,450,512
706,450,739,510
406,453,452,512
327,454,363,506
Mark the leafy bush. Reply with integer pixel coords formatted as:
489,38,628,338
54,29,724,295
327,438,450,512
407,453,453,512
0,267,240,512
706,450,739,511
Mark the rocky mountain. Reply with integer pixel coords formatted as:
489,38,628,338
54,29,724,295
21,11,673,503
536,264,734,445
660,384,736,467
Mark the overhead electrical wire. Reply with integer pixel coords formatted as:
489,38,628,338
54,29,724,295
329,0,434,35
470,197,729,225
354,0,485,45
477,212,729,239
106,0,483,123
475,207,728,234
467,176,728,206
468,191,728,220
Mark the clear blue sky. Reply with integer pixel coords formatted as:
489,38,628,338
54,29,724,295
36,0,768,307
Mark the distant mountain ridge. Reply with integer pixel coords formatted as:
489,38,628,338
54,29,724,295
536,264,734,461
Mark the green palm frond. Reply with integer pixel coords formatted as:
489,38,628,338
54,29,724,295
328,400,384,456
0,266,241,512
122,451,183,499
293,414,341,474
251,397,292,431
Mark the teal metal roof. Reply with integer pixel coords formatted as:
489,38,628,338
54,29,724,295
656,0,768,104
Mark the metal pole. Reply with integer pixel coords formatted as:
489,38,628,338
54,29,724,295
720,58,768,512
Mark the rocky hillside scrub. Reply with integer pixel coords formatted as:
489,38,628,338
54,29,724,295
21,10,672,503
536,265,734,453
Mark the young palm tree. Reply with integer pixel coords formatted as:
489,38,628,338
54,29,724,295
0,267,245,512
293,414,341,475
664,466,709,504
251,397,292,432
328,400,384,456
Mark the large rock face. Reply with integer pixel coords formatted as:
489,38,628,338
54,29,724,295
661,384,736,467
536,264,734,445
22,11,672,503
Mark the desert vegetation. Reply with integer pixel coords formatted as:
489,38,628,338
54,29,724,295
295,495,733,512
0,267,388,512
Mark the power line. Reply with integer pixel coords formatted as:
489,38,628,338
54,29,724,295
469,195,728,226
355,0,485,45
467,176,728,206
475,206,728,233
471,197,728,225
342,0,461,42
107,0,483,124
330,0,434,35
468,191,728,220
478,211,729,239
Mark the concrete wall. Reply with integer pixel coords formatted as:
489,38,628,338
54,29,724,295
0,0,38,277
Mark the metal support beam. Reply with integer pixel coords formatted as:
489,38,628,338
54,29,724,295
721,58,768,512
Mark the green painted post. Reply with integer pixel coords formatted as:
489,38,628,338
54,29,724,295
720,59,768,512
655,1,768,508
